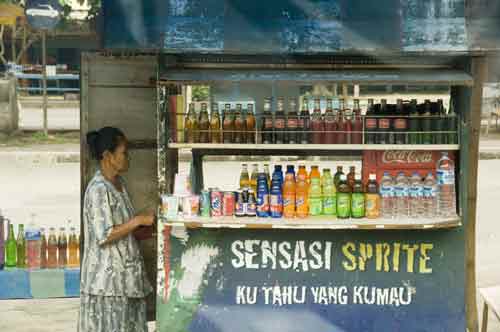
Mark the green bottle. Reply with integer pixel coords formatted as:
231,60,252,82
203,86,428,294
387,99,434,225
421,100,433,145
336,174,351,219
447,100,457,144
16,224,26,268
5,222,17,267
351,174,366,218
309,177,323,216
322,169,336,216
408,99,420,144
334,166,344,190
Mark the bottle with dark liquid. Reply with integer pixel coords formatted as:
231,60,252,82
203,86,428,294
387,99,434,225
58,227,67,268
286,98,299,144
347,166,356,191
223,103,234,144
234,103,246,144
298,98,311,144
365,99,377,144
337,99,347,144
262,98,274,144
324,98,337,144
377,99,390,144
198,102,210,143
185,103,199,143
334,166,344,189
421,100,432,144
40,228,48,268
209,103,221,143
434,99,446,144
447,99,458,144
344,102,353,144
408,99,420,144
274,98,286,144
352,99,363,144
311,98,324,144
246,103,256,144
394,99,408,144
47,227,58,269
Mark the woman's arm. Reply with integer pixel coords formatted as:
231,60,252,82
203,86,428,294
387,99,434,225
101,215,154,246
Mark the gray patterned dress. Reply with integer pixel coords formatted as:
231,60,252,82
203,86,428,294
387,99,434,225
79,170,153,332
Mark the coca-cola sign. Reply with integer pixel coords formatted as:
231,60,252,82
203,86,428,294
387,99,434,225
382,151,434,164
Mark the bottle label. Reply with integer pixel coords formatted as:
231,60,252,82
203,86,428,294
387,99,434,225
423,186,437,198
337,194,351,217
283,196,295,208
264,119,273,129
365,194,380,217
257,194,269,213
323,195,336,215
409,186,423,198
351,193,366,217
366,118,377,129
309,197,323,215
380,185,394,198
378,119,391,130
394,186,409,198
287,119,298,129
394,119,408,130
275,119,285,129
437,170,455,185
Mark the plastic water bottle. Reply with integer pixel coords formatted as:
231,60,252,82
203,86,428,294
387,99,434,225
394,172,410,218
423,172,438,218
409,172,424,218
380,172,395,218
436,152,457,217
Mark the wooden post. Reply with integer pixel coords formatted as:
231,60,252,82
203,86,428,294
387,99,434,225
481,302,488,332
465,56,488,332
42,30,48,136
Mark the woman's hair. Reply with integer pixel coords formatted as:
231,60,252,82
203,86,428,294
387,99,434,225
86,127,126,161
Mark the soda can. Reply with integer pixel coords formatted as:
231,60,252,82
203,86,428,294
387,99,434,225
200,190,211,217
223,191,235,216
235,190,246,217
210,190,223,217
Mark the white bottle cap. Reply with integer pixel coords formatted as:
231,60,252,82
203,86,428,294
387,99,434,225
369,174,376,180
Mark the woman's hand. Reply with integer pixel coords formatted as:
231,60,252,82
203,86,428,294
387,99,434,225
136,214,155,227
133,214,156,241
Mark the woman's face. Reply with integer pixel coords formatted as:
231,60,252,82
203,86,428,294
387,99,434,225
108,138,130,174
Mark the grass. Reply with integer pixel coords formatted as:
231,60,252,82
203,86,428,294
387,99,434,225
0,131,80,147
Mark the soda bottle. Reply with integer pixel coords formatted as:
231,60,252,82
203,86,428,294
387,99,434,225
394,172,410,218
270,179,283,218
297,165,308,183
58,227,68,268
272,165,284,188
409,172,424,218
246,103,256,144
26,214,41,269
0,210,4,270
334,166,344,189
263,164,271,188
234,103,246,144
351,174,366,218
286,98,299,144
309,166,323,216
344,103,353,144
347,166,356,191
286,165,295,178
247,190,257,217
394,99,408,144
68,227,79,268
40,227,48,268
377,99,390,144
256,174,270,218
447,100,458,144
240,164,250,189
311,98,324,144
336,174,351,219
250,163,259,192
437,152,457,217
352,99,363,144
274,98,286,144
223,103,235,144
198,102,210,143
322,169,337,216
423,172,438,218
209,103,222,143
235,190,246,218
5,222,17,267
16,224,26,268
324,98,337,144
185,103,199,143
298,98,311,144
283,172,296,218
408,99,420,144
380,172,395,218
262,98,274,144
365,99,377,144
296,170,309,218
365,174,381,219
421,100,433,144
47,227,58,268
433,99,446,144
337,99,347,144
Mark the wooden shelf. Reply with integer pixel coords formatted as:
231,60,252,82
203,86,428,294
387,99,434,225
160,215,461,230
168,143,460,151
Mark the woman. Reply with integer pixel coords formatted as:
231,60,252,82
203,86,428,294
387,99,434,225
79,127,154,332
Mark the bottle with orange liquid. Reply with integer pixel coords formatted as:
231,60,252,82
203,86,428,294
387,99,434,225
68,227,79,268
47,227,58,269
283,170,296,218
296,166,309,218
58,227,68,268
40,227,48,268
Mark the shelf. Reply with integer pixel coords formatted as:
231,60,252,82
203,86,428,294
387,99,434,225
168,143,460,151
160,215,461,230
158,69,474,86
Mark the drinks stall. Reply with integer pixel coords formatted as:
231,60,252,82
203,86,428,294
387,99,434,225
80,1,500,331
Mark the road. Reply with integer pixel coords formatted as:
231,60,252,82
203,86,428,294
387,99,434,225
18,106,79,131
0,159,499,331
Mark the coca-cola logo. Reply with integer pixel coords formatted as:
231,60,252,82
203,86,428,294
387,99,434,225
275,119,285,129
287,119,298,128
264,119,273,128
382,151,433,164
366,119,377,129
378,119,391,129
394,119,408,130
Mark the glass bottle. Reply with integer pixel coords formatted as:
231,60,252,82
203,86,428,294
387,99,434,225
198,102,210,143
240,164,250,189
377,99,390,144
274,98,286,144
40,227,48,268
185,102,199,143
26,214,41,269
250,163,259,193
352,99,363,144
0,210,4,270
209,103,221,143
58,227,68,268
408,99,420,144
246,103,256,144
299,98,311,144
365,99,377,144
311,98,324,144
5,222,17,268
286,98,299,144
324,98,337,144
47,227,58,269
347,166,356,191
262,98,274,144
334,166,344,190
68,227,79,268
421,100,433,144
234,103,246,144
223,103,234,144
394,99,408,145
337,99,347,144
16,224,26,268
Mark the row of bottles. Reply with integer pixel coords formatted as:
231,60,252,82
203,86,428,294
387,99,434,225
0,214,80,270
181,98,458,145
